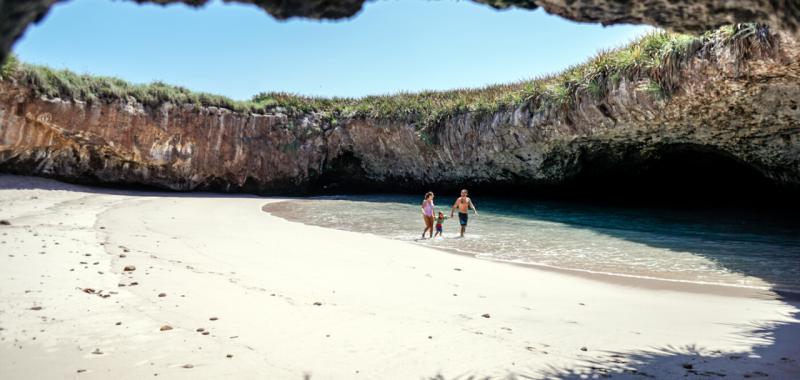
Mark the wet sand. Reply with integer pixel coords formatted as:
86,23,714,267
1,175,798,379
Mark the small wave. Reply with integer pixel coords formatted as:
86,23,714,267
263,197,800,295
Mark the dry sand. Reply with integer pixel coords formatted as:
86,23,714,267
0,174,798,379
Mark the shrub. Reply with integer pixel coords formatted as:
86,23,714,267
0,54,19,80
638,80,667,100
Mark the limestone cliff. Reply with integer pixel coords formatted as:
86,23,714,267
1,26,798,197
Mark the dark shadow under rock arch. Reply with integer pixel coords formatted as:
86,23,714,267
547,142,794,208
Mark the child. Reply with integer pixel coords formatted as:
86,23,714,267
434,211,448,237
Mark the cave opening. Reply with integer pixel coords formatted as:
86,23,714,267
546,143,797,210
314,151,372,193
308,144,797,212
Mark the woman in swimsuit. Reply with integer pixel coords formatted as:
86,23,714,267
420,191,435,239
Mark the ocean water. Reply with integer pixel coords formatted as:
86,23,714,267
264,195,800,293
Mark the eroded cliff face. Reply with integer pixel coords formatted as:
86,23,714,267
0,90,331,193
1,31,798,196
2,0,799,64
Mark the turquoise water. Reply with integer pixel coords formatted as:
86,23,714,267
264,195,800,293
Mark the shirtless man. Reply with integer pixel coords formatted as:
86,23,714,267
450,189,478,237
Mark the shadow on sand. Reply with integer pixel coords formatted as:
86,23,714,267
532,306,800,379
0,174,275,200
425,304,799,379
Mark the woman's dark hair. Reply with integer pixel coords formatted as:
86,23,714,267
424,191,434,199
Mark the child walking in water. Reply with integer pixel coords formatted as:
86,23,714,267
434,211,448,237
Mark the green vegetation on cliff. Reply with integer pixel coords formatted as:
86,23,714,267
0,23,775,128
0,53,18,80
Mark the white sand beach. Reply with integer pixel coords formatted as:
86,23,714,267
0,174,798,379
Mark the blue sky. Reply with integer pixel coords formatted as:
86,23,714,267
12,0,652,100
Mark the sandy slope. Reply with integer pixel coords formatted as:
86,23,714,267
0,175,798,379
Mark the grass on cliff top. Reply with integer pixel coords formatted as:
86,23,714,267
0,23,774,127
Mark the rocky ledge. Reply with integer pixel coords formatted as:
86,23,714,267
0,25,798,199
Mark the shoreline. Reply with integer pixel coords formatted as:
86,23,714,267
2,175,798,379
261,200,789,301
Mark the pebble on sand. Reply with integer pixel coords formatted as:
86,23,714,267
123,265,136,272
160,325,173,331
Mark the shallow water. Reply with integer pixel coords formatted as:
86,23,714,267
264,195,800,293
